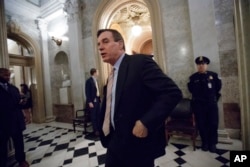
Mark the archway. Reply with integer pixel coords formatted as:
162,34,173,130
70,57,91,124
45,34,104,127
7,19,46,123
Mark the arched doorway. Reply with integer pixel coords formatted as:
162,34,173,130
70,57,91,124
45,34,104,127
7,19,46,123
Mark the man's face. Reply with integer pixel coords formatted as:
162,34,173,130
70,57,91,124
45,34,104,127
97,31,123,65
94,70,99,77
196,63,208,73
0,70,11,83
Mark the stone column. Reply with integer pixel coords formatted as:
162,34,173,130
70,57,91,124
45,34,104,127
37,19,55,122
0,0,9,67
188,0,230,143
64,0,85,110
234,0,250,150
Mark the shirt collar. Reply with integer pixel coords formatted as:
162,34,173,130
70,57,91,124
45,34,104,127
91,76,97,81
113,53,125,71
0,81,7,85
0,82,8,90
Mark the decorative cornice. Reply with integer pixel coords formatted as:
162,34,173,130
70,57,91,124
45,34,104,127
36,18,48,31
40,0,65,21
5,0,40,19
63,0,83,22
6,17,21,34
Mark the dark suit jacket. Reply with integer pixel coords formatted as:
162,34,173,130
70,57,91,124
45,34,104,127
99,54,182,161
0,83,26,137
85,77,99,105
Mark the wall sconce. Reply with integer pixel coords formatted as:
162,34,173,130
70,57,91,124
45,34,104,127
52,36,62,46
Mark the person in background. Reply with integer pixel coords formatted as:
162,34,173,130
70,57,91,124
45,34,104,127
188,56,222,153
85,68,101,137
97,29,182,167
20,83,33,124
0,68,29,167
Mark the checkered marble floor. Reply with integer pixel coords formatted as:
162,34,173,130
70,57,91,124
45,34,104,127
8,122,242,167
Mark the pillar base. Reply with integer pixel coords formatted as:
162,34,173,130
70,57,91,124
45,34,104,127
45,116,56,123
218,129,233,144
195,129,233,144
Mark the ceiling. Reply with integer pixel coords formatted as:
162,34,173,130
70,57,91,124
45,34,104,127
4,0,63,20
111,3,150,27
26,0,48,7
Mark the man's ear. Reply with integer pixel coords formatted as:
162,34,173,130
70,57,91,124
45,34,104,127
118,40,124,49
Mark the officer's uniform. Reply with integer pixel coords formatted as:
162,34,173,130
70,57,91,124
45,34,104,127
188,56,222,152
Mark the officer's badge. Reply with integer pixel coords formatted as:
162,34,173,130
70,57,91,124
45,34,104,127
208,82,212,88
209,75,213,80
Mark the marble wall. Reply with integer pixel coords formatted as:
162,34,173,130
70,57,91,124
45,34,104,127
48,36,70,105
50,50,71,104
81,0,100,70
80,0,102,101
45,13,67,105
214,0,240,131
159,0,194,98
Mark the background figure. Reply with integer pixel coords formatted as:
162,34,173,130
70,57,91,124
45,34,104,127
97,29,182,167
188,56,222,153
20,83,33,124
85,68,101,137
0,68,29,167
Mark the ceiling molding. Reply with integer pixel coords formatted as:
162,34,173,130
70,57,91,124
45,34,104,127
40,0,65,20
4,0,41,19
4,0,65,22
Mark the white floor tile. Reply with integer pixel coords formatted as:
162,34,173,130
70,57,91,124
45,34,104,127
17,122,242,167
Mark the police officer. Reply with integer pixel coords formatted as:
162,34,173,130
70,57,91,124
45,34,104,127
188,56,222,153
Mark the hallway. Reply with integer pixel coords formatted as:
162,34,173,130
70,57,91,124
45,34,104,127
8,122,242,167
2,0,250,152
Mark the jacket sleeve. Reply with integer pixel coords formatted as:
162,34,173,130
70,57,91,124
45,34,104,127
139,56,182,132
187,75,195,94
214,73,222,101
214,73,222,93
85,79,91,104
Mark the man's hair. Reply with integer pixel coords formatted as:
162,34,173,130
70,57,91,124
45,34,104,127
90,68,97,76
0,68,9,74
97,29,125,50
20,83,29,93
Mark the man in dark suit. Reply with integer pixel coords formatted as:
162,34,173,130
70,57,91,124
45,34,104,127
97,29,182,167
85,68,101,136
188,56,222,153
0,68,29,167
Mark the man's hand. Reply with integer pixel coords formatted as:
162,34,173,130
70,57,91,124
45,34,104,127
88,102,94,108
132,120,148,138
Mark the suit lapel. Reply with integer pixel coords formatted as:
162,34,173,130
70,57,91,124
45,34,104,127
114,55,130,113
90,77,96,91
